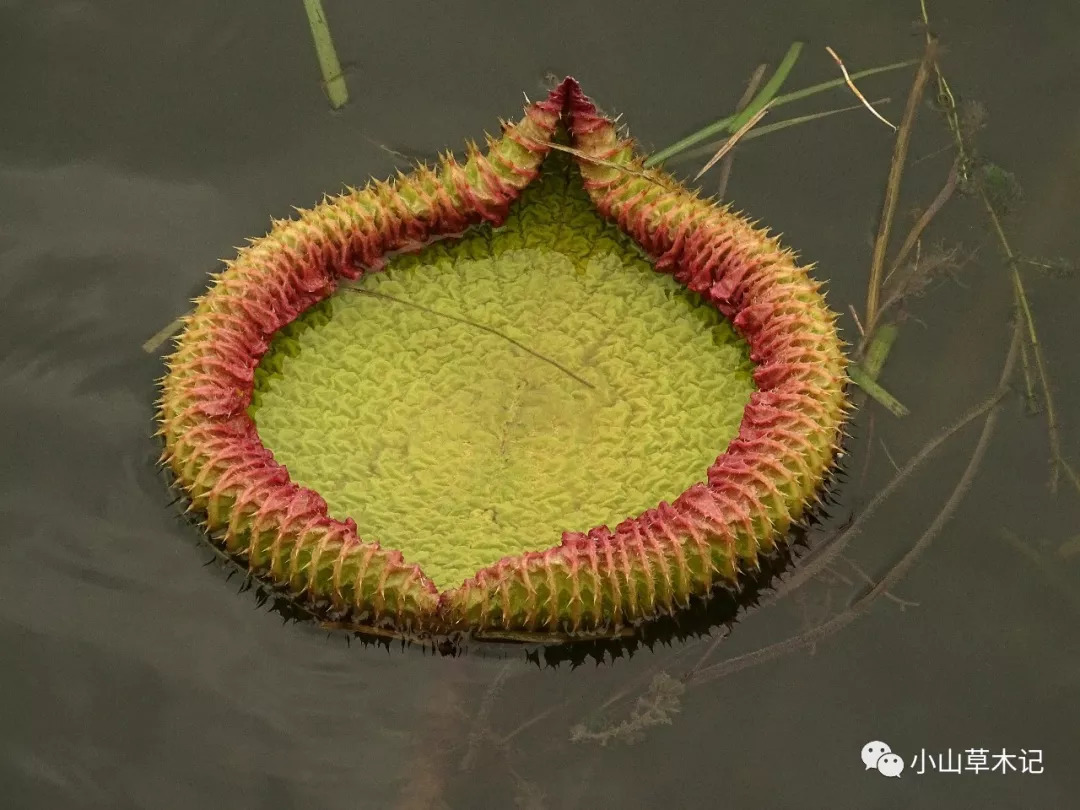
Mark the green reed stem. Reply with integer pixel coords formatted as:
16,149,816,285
862,323,899,380
303,0,349,109
849,364,909,418
646,41,803,166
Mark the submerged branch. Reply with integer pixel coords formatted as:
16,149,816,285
686,320,1020,686
885,157,961,284
985,200,1067,492
142,316,186,354
921,0,1073,492
759,373,1011,606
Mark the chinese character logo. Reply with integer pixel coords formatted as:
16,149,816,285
909,747,1044,775
862,741,905,778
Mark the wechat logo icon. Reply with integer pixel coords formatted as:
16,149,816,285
862,741,905,778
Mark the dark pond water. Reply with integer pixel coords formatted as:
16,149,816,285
3,1,1079,808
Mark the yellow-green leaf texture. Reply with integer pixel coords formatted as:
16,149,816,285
250,151,755,591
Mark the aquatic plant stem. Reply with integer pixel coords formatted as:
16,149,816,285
987,200,1068,492
762,365,1012,605
920,0,969,177
460,663,514,771
865,39,936,333
921,0,1074,493
849,364,908,417
849,40,945,414
1015,331,1038,412
999,530,1080,618
882,157,960,288
715,43,800,138
302,0,348,109
142,316,186,354
862,158,962,355
591,362,1012,717
686,319,1020,686
862,323,899,379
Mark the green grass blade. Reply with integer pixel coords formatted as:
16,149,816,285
666,100,891,166
726,42,804,132
142,316,186,354
646,57,918,167
850,363,909,417
646,41,803,167
303,0,349,110
771,58,918,108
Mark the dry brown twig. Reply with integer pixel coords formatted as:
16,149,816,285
715,63,769,198
693,102,774,182
848,304,866,338
841,555,918,608
879,242,969,323
886,156,961,281
825,46,898,130
685,320,1021,686
582,366,1011,712
864,38,938,336
771,377,1007,602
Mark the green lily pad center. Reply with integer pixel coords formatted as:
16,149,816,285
250,155,755,591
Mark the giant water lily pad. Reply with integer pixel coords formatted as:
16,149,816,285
158,78,849,643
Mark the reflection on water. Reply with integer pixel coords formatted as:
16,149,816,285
3,1,1079,807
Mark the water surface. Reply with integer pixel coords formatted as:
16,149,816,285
3,1,1079,808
